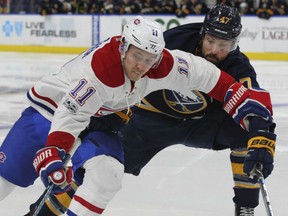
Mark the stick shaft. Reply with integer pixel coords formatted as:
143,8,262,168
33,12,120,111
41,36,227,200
258,176,274,216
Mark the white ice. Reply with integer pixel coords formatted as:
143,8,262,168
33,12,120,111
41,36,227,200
0,52,287,216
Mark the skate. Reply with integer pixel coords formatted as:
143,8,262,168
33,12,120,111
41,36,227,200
235,205,254,216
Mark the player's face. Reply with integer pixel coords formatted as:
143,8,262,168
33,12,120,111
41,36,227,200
202,34,232,64
123,45,157,81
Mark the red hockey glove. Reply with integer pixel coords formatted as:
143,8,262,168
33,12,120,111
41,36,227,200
223,83,273,131
33,147,73,194
244,130,276,182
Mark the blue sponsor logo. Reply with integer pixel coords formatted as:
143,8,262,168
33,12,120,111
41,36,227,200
2,20,23,37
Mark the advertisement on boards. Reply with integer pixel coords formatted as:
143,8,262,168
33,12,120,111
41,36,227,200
0,14,287,54
0,15,93,47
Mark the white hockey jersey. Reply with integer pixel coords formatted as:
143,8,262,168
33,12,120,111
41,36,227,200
26,36,235,152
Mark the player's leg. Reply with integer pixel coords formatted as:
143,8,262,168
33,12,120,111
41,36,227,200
0,107,50,200
26,108,184,215
67,131,124,215
0,176,16,201
213,110,259,215
183,108,258,215
26,130,125,216
67,155,124,215
230,149,259,216
120,107,187,175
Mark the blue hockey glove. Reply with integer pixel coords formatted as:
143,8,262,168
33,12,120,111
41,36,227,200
33,146,73,194
223,83,273,131
244,130,276,182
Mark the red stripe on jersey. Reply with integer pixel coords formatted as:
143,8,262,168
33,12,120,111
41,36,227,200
91,36,125,88
31,87,58,108
46,131,75,153
208,70,236,102
74,195,104,214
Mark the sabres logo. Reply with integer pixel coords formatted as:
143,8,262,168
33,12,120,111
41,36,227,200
163,90,208,114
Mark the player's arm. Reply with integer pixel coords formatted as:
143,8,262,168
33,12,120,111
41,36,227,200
167,50,273,131
33,78,102,193
208,73,273,130
208,71,276,180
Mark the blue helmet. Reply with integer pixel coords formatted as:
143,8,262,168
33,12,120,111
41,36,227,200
201,4,242,51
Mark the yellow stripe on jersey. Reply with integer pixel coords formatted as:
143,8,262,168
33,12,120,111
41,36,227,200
115,109,132,124
234,181,260,189
136,98,163,113
239,77,252,88
231,162,245,175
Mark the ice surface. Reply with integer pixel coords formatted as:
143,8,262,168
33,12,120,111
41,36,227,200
0,52,287,215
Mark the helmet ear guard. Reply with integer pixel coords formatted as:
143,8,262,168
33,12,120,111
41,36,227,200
200,3,242,52
119,37,129,59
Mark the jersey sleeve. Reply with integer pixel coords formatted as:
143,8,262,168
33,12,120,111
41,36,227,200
166,49,236,103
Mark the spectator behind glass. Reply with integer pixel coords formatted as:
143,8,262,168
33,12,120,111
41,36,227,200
176,0,208,18
268,0,288,15
88,0,102,14
39,0,76,15
256,0,274,19
39,0,64,15
154,0,177,14
236,0,252,14
101,0,119,14
77,0,89,14
0,0,8,14
119,0,141,14
140,0,157,14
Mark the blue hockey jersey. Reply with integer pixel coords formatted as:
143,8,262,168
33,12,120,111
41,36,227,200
139,23,259,119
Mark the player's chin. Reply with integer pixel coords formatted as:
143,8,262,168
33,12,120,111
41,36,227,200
206,56,218,64
130,76,141,81
129,72,142,81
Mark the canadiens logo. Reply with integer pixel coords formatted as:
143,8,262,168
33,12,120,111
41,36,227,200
0,151,7,163
134,18,141,25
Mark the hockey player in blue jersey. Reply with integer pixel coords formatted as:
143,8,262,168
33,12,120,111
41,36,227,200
121,5,276,216
24,5,276,216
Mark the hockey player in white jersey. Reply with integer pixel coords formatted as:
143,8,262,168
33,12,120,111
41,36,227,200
0,16,273,215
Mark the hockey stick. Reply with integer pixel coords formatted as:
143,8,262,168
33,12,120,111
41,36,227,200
255,164,274,216
32,138,81,216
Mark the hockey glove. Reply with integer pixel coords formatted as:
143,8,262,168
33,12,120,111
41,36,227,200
223,83,273,131
244,130,276,182
33,146,73,194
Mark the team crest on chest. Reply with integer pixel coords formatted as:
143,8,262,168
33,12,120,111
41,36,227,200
163,90,208,114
